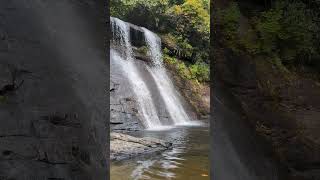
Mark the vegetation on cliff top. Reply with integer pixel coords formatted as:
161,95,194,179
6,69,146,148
111,0,210,83
215,0,320,77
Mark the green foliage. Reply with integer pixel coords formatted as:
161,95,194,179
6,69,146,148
278,2,317,65
162,33,193,59
0,95,7,104
165,0,210,62
255,7,282,54
177,62,192,79
168,0,209,36
164,53,209,82
190,62,210,82
239,27,260,54
254,1,317,65
136,46,149,56
216,0,320,71
112,1,209,60
111,0,169,17
111,0,170,30
216,2,241,52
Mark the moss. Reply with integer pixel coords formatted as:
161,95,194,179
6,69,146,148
0,95,8,104
163,53,177,65
136,46,149,56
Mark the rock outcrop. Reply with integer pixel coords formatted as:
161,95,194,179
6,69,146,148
110,78,144,132
110,133,172,161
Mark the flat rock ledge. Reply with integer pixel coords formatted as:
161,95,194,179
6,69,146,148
110,133,172,161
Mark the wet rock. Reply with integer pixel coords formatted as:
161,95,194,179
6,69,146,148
111,18,146,48
110,133,172,161
110,67,145,133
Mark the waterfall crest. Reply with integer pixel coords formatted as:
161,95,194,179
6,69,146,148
111,17,199,130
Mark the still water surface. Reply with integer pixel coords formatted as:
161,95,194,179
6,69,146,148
111,125,209,180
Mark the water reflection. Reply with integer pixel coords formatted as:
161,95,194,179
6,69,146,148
111,125,209,180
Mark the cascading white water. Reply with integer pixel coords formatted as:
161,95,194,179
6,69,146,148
111,17,164,129
142,28,195,125
111,17,199,130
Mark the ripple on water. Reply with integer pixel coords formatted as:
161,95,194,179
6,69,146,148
111,126,209,180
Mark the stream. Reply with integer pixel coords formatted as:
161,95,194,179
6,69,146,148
111,123,209,180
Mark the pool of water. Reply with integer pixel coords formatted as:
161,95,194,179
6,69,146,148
110,125,209,180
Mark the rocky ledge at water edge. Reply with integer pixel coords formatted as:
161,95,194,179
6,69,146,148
110,133,172,161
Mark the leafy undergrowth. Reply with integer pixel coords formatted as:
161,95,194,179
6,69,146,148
163,53,210,117
163,51,209,83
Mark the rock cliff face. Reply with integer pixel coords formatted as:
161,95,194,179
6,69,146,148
214,49,320,180
213,1,320,179
110,60,145,132
0,1,107,179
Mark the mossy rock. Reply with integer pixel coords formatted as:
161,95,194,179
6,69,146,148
135,46,149,56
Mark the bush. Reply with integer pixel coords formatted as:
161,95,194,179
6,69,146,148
164,53,209,82
190,62,209,82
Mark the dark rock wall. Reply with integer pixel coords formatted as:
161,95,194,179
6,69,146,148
0,0,108,179
212,1,320,179
214,49,320,180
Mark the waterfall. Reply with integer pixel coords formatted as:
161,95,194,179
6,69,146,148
142,28,195,125
111,17,163,130
111,17,199,130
